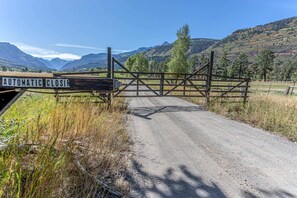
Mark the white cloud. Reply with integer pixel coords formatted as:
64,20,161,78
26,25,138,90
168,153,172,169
31,53,81,60
53,43,130,53
13,43,81,60
54,43,103,50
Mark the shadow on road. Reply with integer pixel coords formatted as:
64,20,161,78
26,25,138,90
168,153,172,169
242,189,296,198
128,160,297,198
128,160,227,198
129,105,205,120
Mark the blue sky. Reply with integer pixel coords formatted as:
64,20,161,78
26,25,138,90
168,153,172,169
0,0,296,60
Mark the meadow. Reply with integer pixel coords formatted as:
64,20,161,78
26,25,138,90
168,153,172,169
0,93,130,197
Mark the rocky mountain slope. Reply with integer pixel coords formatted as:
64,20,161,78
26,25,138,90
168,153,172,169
0,42,50,70
202,17,297,62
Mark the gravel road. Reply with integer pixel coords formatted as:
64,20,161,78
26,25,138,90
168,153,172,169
127,96,297,198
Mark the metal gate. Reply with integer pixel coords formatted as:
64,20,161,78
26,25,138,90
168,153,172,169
107,48,250,104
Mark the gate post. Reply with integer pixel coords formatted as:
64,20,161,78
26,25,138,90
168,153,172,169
183,74,187,96
136,73,139,96
111,57,115,79
107,47,112,106
205,51,214,104
244,79,250,104
107,47,111,78
160,73,164,96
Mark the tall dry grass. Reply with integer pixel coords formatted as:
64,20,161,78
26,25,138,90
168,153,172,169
0,94,130,197
206,94,297,141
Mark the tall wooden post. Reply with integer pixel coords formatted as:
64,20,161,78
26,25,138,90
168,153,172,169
244,79,249,105
136,73,139,96
107,47,112,78
111,57,115,79
160,73,164,96
183,74,187,96
206,51,214,104
107,47,112,106
290,82,296,95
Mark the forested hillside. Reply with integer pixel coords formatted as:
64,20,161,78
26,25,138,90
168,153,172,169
201,17,297,81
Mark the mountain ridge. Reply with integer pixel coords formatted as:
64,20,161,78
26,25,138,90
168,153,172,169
0,42,50,70
203,16,297,61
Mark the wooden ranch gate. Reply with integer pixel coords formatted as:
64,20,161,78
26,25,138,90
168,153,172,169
50,47,250,104
106,48,250,104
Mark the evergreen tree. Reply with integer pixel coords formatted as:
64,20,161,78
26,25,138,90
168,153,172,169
281,61,296,81
232,53,249,78
168,24,191,75
217,51,229,77
256,50,275,81
272,60,283,80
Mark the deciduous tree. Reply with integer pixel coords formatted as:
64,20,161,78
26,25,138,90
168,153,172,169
168,24,191,75
125,54,149,72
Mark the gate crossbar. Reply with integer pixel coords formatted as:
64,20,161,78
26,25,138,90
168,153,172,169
211,81,246,102
163,63,208,96
113,59,160,96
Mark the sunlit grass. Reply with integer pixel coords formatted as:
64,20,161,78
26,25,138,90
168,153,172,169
205,94,297,141
0,94,130,197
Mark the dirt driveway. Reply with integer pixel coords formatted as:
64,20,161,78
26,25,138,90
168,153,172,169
127,96,297,198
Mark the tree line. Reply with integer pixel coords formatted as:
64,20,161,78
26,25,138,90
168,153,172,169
125,24,297,82
215,50,297,81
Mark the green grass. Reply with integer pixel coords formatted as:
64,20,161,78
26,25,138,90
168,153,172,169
0,93,130,197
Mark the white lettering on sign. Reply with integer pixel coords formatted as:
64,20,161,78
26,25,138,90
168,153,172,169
45,79,70,88
1,77,71,88
2,77,43,87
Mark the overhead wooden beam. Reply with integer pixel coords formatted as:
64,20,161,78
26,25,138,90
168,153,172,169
0,76,121,92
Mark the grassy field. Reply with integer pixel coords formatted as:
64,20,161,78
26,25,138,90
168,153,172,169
250,81,296,95
0,93,130,197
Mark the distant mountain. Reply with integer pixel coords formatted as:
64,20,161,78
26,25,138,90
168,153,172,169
0,42,50,70
203,17,297,62
61,53,107,71
60,47,151,71
0,58,24,69
41,58,69,70
37,58,69,71
49,58,69,70
161,41,170,46
60,39,218,71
